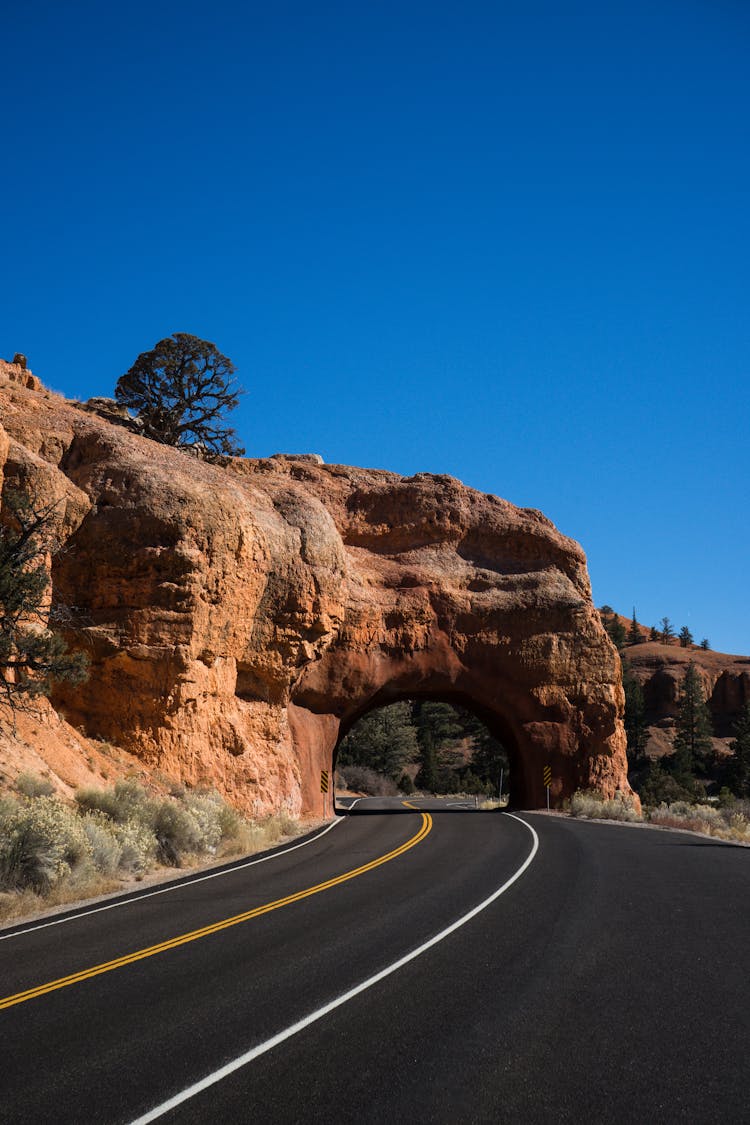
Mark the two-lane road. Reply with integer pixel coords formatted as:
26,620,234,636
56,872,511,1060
1,799,747,1123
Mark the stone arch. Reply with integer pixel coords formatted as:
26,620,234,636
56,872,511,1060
289,618,627,813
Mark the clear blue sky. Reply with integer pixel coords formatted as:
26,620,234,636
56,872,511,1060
3,1,748,654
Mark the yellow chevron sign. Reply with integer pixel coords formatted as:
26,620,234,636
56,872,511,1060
320,770,330,794
543,765,552,787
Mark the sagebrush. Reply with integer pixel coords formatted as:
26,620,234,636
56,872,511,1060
0,780,300,919
569,789,642,822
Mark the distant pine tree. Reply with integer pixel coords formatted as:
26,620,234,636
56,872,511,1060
627,609,642,646
337,701,419,781
725,703,750,798
415,725,440,792
678,625,693,648
660,616,675,644
699,638,711,651
603,612,627,650
649,625,659,641
623,664,647,763
669,662,714,785
469,722,509,794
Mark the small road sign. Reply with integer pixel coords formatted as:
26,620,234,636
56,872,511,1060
543,765,552,787
320,770,330,794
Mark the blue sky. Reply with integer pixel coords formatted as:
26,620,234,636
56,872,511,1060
3,1,748,653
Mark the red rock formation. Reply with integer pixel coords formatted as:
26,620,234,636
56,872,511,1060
0,369,631,813
622,641,750,754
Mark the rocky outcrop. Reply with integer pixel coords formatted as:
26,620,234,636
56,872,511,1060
623,642,750,755
0,358,42,392
0,371,631,813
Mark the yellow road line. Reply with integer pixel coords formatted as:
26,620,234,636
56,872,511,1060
0,813,432,1012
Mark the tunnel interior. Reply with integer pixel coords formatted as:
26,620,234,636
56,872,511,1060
333,691,519,804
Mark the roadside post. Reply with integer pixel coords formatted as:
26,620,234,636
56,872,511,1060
543,764,552,810
320,769,330,817
499,767,504,803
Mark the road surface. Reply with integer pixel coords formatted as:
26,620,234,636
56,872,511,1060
1,797,747,1123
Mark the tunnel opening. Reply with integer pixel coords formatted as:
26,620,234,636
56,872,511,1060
333,693,516,805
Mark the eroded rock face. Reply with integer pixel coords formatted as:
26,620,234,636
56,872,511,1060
624,642,750,752
0,371,631,813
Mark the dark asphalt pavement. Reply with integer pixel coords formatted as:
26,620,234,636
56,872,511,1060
1,799,747,1124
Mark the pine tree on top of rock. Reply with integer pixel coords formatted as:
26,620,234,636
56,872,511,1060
115,333,245,459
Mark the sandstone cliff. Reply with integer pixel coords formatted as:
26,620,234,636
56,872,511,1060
0,360,631,812
623,641,750,756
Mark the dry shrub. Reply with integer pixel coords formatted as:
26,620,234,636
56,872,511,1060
75,778,148,823
111,819,157,874
15,772,56,798
227,812,298,857
184,790,235,848
569,789,642,822
0,796,92,893
0,780,302,921
82,814,123,875
338,765,399,797
648,801,750,843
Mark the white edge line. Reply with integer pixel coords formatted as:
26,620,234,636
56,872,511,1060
129,811,539,1125
0,799,362,943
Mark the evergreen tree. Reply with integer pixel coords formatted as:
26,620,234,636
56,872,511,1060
635,758,696,806
0,492,89,711
623,665,647,763
649,625,659,641
678,625,693,648
415,723,440,792
411,701,462,792
469,723,509,794
699,638,711,651
660,616,675,644
339,698,509,795
605,615,627,650
115,333,244,458
725,703,750,798
627,609,642,646
337,701,419,781
669,662,714,785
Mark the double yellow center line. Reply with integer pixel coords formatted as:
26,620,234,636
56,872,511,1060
0,810,432,1012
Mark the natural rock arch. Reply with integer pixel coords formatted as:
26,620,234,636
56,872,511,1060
0,373,631,814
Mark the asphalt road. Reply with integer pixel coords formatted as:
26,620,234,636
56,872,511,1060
1,798,747,1124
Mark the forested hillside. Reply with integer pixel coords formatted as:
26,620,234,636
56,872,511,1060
336,701,508,796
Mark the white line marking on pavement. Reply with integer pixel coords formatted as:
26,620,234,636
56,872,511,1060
0,802,362,943
130,811,539,1124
